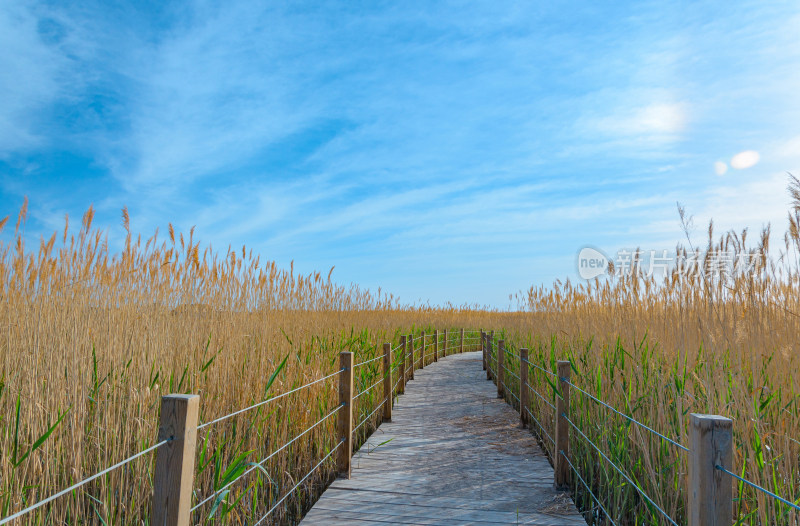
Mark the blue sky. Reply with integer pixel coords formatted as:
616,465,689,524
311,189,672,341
1,0,799,308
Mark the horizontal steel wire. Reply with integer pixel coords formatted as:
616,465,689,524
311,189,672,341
561,377,688,452
562,412,679,526
253,438,344,525
191,403,343,512
560,450,618,526
528,384,556,410
198,368,344,430
716,465,800,511
0,438,171,524
502,365,520,381
506,388,520,404
354,378,383,400
354,397,388,434
353,354,383,368
521,357,557,377
525,406,555,445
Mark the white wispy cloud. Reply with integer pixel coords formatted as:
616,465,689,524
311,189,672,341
2,0,800,307
0,1,67,154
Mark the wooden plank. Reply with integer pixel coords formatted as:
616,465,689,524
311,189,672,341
301,352,584,525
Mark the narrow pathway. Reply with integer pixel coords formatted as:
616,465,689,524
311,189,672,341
301,352,586,525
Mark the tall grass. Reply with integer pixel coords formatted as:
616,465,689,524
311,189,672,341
4,177,800,525
0,202,491,524
501,182,800,524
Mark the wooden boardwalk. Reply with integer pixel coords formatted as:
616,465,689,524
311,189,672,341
301,351,586,525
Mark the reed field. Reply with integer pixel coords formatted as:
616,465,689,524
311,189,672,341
0,202,493,524
498,188,800,524
2,184,800,525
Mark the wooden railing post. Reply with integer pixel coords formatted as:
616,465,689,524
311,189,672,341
420,331,426,368
497,339,505,399
486,335,494,381
399,335,407,393
444,328,448,357
408,333,414,380
338,351,354,478
488,331,497,380
433,329,439,362
153,394,200,526
382,342,392,422
520,348,529,428
554,360,571,489
459,328,464,353
688,414,733,526
481,331,486,371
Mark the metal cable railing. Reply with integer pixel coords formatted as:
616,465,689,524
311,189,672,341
525,406,554,445
354,397,388,434
191,402,344,512
354,378,383,400
560,377,688,452
0,439,172,524
562,412,679,526
502,364,520,381
560,450,618,526
496,341,685,525
716,464,800,512
528,383,556,410
521,356,557,378
354,354,383,368
252,438,344,525
198,368,343,430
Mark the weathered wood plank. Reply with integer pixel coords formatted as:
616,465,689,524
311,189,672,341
301,352,584,525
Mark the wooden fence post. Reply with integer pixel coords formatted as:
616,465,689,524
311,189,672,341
497,339,505,399
481,331,486,371
520,348,529,428
153,394,199,526
382,342,392,422
688,414,733,526
399,335,407,393
408,334,414,380
444,328,448,357
554,360,571,489
459,328,464,353
486,335,493,381
420,331,426,368
338,351,354,478
433,329,439,362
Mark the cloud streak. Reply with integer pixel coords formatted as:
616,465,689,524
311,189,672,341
1,0,800,306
